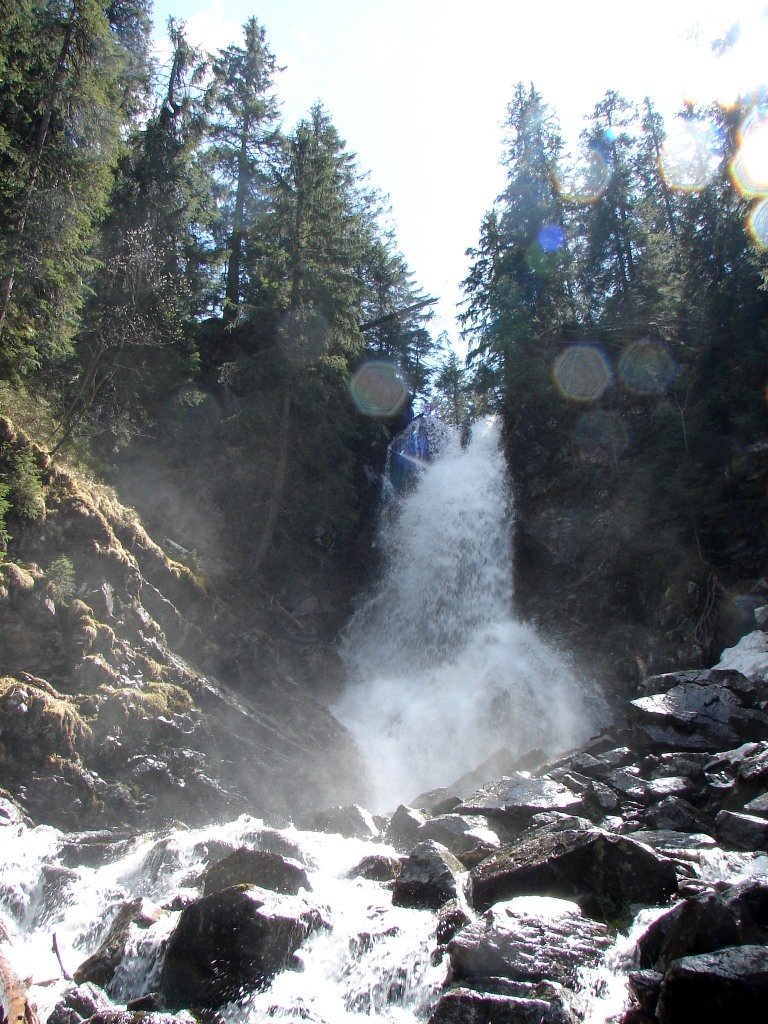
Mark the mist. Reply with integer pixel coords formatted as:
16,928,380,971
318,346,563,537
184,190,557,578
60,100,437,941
335,417,602,811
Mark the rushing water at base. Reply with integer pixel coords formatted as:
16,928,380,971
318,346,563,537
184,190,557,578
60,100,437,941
3,814,766,1024
0,816,447,1024
337,416,600,810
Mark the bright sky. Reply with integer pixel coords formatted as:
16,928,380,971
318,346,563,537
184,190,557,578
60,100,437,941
151,0,768,346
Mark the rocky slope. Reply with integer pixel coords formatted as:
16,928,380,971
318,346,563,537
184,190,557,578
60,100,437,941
0,416,365,830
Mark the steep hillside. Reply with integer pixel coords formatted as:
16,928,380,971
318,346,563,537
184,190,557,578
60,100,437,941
0,417,365,830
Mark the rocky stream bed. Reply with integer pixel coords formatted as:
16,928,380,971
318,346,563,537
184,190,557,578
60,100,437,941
2,626,768,1024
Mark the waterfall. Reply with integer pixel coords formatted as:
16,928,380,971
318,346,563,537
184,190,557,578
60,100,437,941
337,415,598,810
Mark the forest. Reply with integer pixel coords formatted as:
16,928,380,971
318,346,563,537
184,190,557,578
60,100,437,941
1,1,767,677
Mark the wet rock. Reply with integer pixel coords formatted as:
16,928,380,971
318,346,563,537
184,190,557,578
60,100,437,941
436,899,472,946
447,896,611,986
644,796,709,833
161,885,326,1009
715,809,768,851
74,897,164,989
637,892,743,973
627,970,663,1017
656,945,768,1024
310,804,378,840
631,672,768,752
384,804,428,851
200,847,312,896
605,768,647,802
48,984,111,1024
418,814,500,857
459,778,583,821
348,854,402,882
0,789,31,827
743,791,768,816
429,979,579,1024
470,828,677,917
412,789,462,815
391,841,467,910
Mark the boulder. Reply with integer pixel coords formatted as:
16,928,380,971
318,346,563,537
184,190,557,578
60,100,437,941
347,854,402,882
200,848,312,896
428,979,579,1024
47,985,111,1024
656,945,768,1024
74,897,164,989
384,804,429,851
630,673,768,752
715,809,768,851
636,892,742,973
627,970,663,1017
436,899,472,946
447,896,611,986
644,796,709,834
310,804,378,840
743,791,768,816
470,829,677,917
160,885,326,1008
418,814,500,857
459,777,582,820
391,841,467,910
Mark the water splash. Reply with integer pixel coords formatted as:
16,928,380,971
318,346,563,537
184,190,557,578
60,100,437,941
337,416,599,810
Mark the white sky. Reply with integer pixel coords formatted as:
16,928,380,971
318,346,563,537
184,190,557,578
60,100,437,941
151,0,768,345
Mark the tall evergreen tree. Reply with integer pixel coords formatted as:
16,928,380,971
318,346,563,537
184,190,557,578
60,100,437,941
0,0,151,380
205,17,279,322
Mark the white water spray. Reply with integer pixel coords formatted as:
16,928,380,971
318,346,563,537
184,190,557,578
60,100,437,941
337,416,597,810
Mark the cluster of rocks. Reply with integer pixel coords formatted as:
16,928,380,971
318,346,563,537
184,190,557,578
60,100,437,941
8,640,760,1024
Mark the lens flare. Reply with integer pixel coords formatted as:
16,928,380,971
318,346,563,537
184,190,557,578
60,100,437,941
553,345,612,403
574,409,630,463
349,360,409,418
277,307,329,365
731,108,768,197
660,119,720,192
618,338,677,395
748,198,768,249
538,223,565,252
553,149,611,205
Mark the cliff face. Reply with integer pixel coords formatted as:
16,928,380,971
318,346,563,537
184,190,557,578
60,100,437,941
505,414,768,695
0,418,366,830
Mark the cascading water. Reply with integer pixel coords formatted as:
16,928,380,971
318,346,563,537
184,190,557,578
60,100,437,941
337,415,599,810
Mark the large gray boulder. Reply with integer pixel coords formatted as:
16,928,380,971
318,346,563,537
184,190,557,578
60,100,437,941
630,671,768,752
715,809,768,851
391,841,467,910
384,804,429,851
200,848,312,896
309,804,378,840
656,945,768,1023
160,885,326,1008
447,896,611,986
418,814,500,857
470,828,677,917
428,979,579,1024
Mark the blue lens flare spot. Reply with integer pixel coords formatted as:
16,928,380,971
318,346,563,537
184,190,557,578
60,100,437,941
538,223,565,252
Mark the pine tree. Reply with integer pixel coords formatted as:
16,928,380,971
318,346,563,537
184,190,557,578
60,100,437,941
205,17,279,321
0,0,151,381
